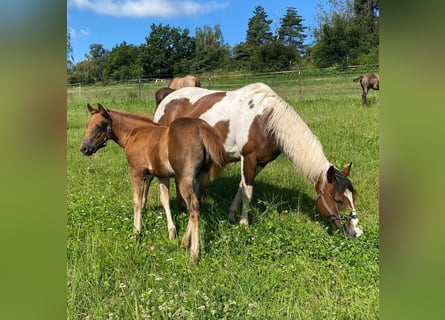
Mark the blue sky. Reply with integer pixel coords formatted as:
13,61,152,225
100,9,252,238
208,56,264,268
68,0,330,63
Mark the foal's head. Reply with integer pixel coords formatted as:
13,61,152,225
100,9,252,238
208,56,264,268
315,163,363,237
80,103,112,156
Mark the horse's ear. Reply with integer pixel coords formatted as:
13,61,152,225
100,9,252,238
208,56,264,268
97,103,106,113
342,162,352,176
87,103,97,114
327,165,336,183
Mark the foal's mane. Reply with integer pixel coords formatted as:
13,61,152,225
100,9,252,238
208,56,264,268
108,109,154,124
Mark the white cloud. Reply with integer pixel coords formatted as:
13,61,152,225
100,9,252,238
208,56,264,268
68,26,90,39
69,0,229,18
80,29,90,37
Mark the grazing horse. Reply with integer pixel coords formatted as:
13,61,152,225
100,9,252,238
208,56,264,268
168,75,201,89
353,73,379,106
154,83,363,237
80,103,227,261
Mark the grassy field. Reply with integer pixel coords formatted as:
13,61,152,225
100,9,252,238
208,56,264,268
67,70,379,319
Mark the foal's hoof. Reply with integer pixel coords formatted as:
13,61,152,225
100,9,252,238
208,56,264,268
168,228,176,240
133,227,141,235
180,238,190,249
190,252,200,264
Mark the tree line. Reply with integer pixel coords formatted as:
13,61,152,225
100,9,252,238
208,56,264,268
67,1,379,84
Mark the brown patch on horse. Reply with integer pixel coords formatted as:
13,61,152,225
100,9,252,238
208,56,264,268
241,115,280,166
157,92,227,125
213,120,230,147
155,87,176,106
248,99,254,109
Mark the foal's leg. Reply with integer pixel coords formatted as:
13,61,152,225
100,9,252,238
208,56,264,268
130,169,152,235
142,175,153,208
175,178,187,212
195,171,210,207
158,177,176,240
177,177,201,262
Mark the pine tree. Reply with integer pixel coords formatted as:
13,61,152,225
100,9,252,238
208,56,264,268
246,6,273,45
278,7,307,57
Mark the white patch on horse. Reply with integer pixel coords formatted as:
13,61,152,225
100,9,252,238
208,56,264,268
344,189,363,237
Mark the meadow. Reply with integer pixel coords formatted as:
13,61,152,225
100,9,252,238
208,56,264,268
67,69,379,319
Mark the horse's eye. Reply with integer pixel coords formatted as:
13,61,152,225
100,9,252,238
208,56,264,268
334,199,343,204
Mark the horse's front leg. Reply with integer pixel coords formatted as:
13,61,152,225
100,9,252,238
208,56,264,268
159,177,176,240
130,169,151,235
228,185,242,223
238,155,262,227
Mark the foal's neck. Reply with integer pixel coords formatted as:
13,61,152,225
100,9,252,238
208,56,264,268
108,110,153,148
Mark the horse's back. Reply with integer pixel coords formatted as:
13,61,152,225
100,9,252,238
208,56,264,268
168,75,201,89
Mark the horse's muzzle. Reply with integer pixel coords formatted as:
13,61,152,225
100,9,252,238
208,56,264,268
80,139,98,156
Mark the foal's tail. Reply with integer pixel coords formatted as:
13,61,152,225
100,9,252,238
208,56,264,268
198,123,228,177
353,75,363,82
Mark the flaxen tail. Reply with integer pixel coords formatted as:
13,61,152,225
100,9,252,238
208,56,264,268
353,75,363,82
198,122,228,177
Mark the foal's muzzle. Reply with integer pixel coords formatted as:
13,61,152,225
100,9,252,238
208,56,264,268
80,138,107,156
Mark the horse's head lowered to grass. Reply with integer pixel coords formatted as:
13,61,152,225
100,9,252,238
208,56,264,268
315,163,363,237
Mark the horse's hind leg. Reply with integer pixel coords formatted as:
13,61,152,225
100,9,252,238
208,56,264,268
177,176,201,262
362,88,368,106
159,177,176,240
195,171,210,207
175,178,187,212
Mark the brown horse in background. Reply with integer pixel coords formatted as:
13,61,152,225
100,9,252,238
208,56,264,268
80,104,227,262
353,73,379,106
168,75,201,89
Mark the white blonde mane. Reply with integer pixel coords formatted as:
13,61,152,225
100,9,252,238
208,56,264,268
256,84,330,184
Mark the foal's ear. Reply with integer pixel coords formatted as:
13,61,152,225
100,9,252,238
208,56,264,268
97,103,106,113
87,103,97,114
342,162,353,177
327,165,336,183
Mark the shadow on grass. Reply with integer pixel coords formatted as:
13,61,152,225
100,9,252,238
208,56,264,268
200,175,332,249
139,174,340,255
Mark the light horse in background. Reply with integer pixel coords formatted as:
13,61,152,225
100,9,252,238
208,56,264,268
154,83,363,237
353,73,379,106
168,75,201,89
80,104,227,262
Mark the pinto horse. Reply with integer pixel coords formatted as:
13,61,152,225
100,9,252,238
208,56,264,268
154,83,363,237
168,75,201,89
353,73,379,106
80,103,227,261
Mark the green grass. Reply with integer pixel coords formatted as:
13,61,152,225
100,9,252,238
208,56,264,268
67,72,379,319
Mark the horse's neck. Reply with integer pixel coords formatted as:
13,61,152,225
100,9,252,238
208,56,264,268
109,110,151,148
264,99,331,184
